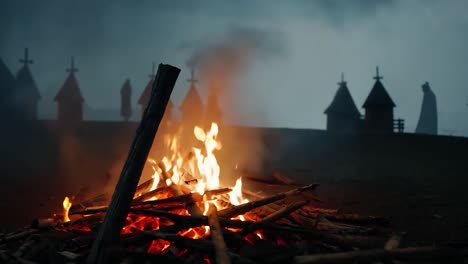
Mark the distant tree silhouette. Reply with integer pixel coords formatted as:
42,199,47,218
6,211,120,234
120,79,132,121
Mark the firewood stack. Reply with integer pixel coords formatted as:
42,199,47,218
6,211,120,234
1,176,467,264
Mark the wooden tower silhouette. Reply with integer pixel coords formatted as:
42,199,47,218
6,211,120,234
362,67,396,133
324,73,361,133
120,79,132,121
14,48,41,119
54,56,84,123
180,68,204,128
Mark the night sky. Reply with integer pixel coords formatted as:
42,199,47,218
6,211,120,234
1,0,467,136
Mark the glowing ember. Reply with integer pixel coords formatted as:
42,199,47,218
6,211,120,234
147,239,171,254
254,231,265,240
62,196,72,222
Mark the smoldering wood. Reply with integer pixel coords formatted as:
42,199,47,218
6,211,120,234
248,201,309,233
127,208,382,250
141,231,215,252
207,205,231,264
70,206,108,216
261,200,308,223
133,185,167,202
86,64,180,264
70,202,188,216
70,193,109,213
218,184,319,218
64,214,104,227
30,218,58,229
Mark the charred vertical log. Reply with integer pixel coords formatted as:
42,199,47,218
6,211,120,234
86,64,180,264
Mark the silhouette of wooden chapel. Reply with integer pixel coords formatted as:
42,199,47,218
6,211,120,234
325,67,401,134
55,56,84,124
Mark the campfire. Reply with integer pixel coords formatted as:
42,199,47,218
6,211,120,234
1,64,466,264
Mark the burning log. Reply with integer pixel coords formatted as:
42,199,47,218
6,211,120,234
260,200,308,223
86,63,180,264
135,178,155,196
72,188,231,216
30,218,59,229
133,192,202,207
207,205,231,264
219,184,319,218
132,186,168,202
132,188,231,207
158,161,203,217
70,193,109,213
248,201,309,232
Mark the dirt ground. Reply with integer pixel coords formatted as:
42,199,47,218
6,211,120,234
315,180,468,246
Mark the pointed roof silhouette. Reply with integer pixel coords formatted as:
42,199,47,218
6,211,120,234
362,67,395,108
0,58,16,101
55,57,84,102
15,65,41,100
55,72,84,102
180,80,203,114
324,74,360,118
180,68,203,114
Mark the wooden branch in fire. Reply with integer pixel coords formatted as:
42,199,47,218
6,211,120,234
207,205,231,264
87,64,180,264
218,183,319,218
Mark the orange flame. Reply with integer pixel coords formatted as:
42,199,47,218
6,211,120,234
59,122,251,245
62,196,72,222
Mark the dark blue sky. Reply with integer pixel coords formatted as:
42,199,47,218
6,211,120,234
1,0,467,136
